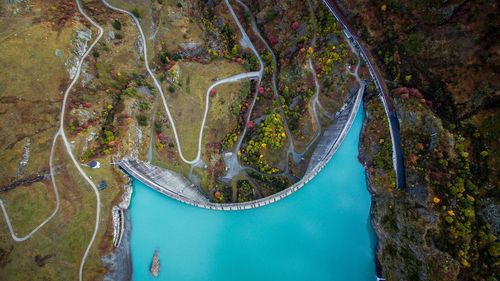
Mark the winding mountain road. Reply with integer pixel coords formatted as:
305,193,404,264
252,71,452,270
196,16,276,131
0,135,61,243
234,0,297,161
102,0,262,169
221,0,266,179
1,1,104,281
1,2,404,279
233,0,323,171
63,1,105,280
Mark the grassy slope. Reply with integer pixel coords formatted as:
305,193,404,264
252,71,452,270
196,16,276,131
0,1,138,280
0,139,122,280
0,7,75,187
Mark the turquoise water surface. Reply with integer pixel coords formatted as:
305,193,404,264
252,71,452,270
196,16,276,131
129,107,376,281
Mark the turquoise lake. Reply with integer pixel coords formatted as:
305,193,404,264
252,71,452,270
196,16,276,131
129,107,376,281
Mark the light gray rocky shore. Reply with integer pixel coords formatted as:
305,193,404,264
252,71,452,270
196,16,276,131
102,210,132,281
102,174,134,281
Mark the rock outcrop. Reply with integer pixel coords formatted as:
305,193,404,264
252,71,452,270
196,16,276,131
150,250,160,277
360,90,497,280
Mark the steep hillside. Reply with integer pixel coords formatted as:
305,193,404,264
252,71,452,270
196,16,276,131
343,1,499,280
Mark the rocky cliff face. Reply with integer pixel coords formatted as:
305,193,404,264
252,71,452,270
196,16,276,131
335,1,499,280
336,0,499,184
360,93,459,280
360,89,498,280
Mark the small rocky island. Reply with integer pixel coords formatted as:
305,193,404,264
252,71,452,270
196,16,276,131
150,250,160,278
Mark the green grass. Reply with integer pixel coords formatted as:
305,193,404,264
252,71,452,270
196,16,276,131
0,182,54,235
0,140,122,281
163,60,245,160
0,15,78,186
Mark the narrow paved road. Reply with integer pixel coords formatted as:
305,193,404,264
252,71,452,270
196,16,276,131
234,0,297,163
0,1,400,280
322,0,406,188
67,1,104,280
297,0,323,160
0,135,61,242
222,0,265,179
102,0,261,168
1,1,104,281
233,0,323,170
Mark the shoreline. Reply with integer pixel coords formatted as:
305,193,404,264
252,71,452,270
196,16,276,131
102,209,132,281
118,81,364,211
104,86,363,279
105,84,368,280
101,1,382,278
102,171,134,281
